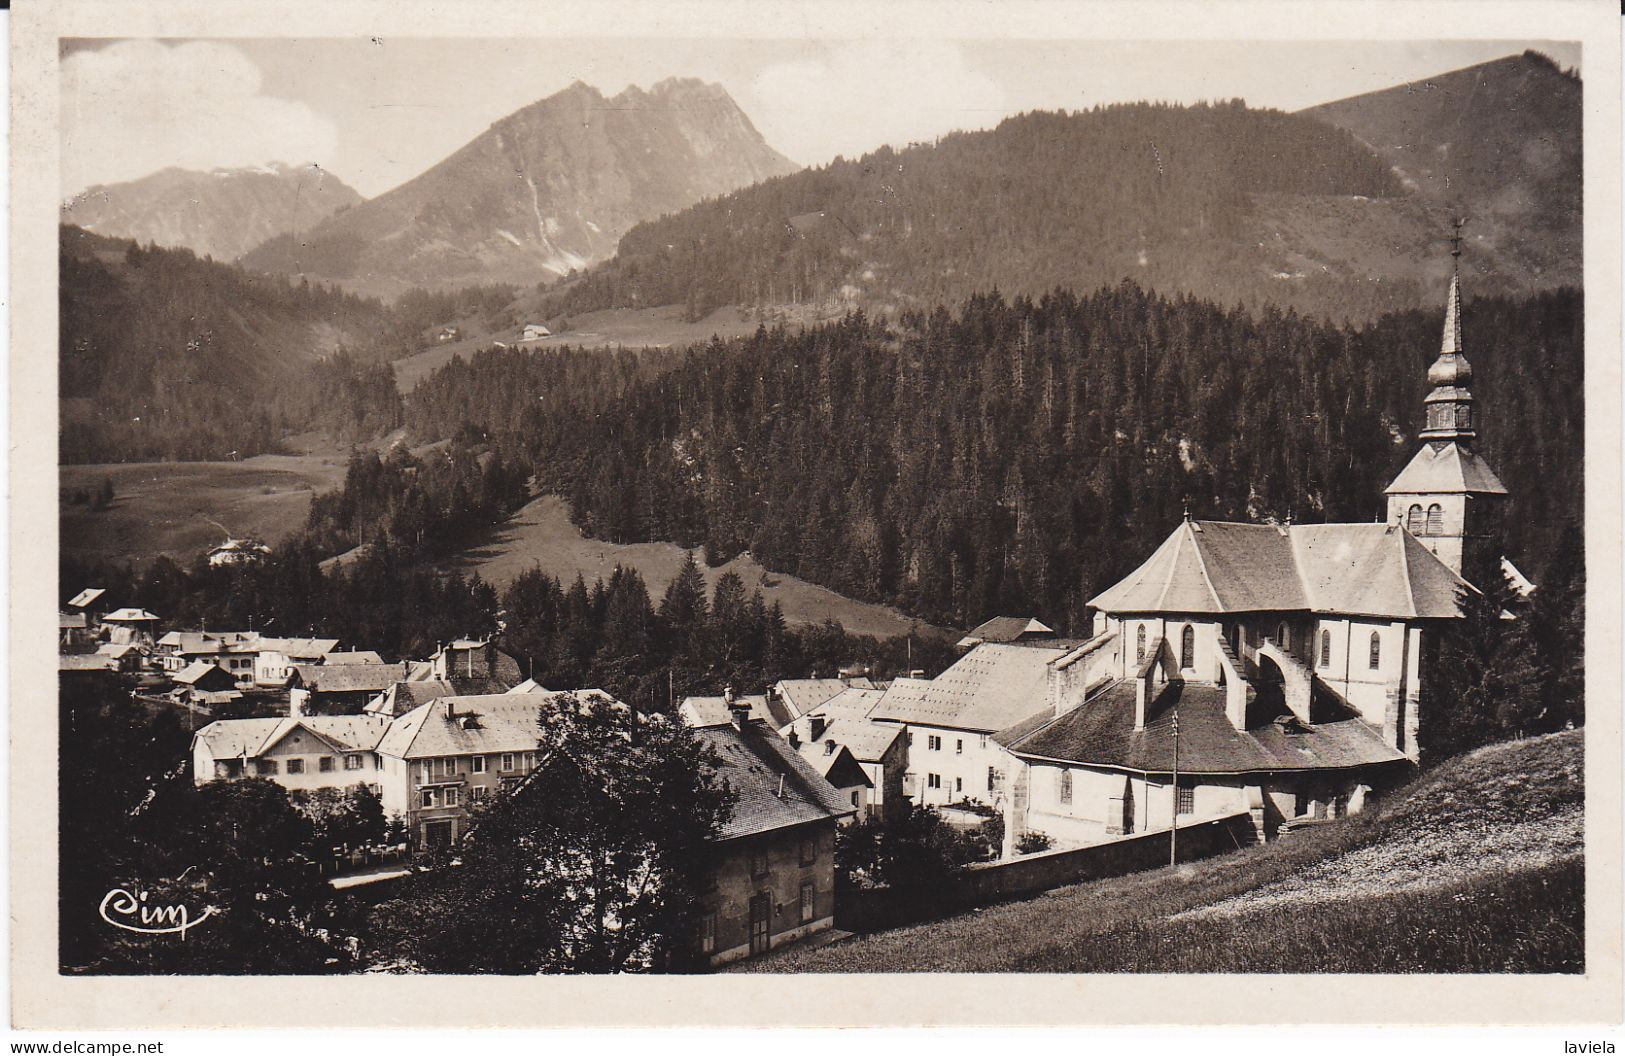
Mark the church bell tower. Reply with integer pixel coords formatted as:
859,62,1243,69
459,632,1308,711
1384,222,1508,581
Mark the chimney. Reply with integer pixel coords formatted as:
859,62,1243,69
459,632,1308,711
724,687,751,730
809,715,827,741
787,729,801,749
824,740,836,756
443,698,456,722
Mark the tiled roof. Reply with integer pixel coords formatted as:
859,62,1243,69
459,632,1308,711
1385,442,1508,496
774,679,852,719
798,716,903,763
807,687,886,722
964,616,1054,642
68,588,106,608
1290,524,1467,619
175,660,234,685
259,637,343,657
194,715,392,759
59,612,87,629
323,650,384,666
694,720,856,841
795,741,872,789
59,654,112,671
376,690,617,759
680,694,794,729
868,643,1066,732
103,608,159,622
291,663,408,693
1000,681,1407,774
1088,519,1470,620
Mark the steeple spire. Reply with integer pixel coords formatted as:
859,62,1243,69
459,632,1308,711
1420,218,1476,446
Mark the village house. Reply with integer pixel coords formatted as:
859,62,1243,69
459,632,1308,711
101,607,160,646
96,641,146,674
172,660,243,708
191,714,392,792
207,537,272,568
787,736,872,820
59,611,92,652
994,252,1498,850
156,630,264,682
253,637,345,686
191,687,617,851
288,662,410,714
693,702,856,965
868,641,1091,810
779,687,907,820
956,615,1056,651
520,323,551,341
680,689,793,729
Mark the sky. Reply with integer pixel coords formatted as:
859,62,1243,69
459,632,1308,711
59,37,1583,200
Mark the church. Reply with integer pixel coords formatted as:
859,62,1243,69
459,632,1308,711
995,247,1509,849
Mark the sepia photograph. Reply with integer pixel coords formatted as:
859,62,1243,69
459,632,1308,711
10,0,1622,1034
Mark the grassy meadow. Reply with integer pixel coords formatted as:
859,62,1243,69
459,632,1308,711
733,730,1584,973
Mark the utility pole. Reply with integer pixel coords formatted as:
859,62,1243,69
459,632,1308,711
1169,710,1180,867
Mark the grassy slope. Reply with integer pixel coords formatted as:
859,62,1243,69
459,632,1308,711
440,495,948,640
59,434,356,566
734,731,1583,973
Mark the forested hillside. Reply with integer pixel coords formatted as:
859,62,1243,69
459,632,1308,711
409,282,1582,634
58,227,517,463
539,100,1525,326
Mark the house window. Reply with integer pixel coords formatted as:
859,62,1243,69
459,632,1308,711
928,735,941,751
1136,625,1146,661
369,783,382,796
443,787,461,808
522,752,535,769
317,756,333,773
440,757,457,776
851,790,861,807
1406,504,1424,534
345,754,362,771
1369,631,1382,670
700,911,718,955
750,845,769,878
1180,625,1195,669
470,785,487,803
286,759,305,775
955,777,963,793
472,755,486,774
1426,504,1444,536
927,773,941,790
213,760,236,779
1319,629,1332,668
501,753,515,772
1059,769,1073,804
956,739,963,754
421,788,436,808
799,880,816,924
1276,623,1288,649
1176,784,1195,816
800,834,817,866
988,766,997,792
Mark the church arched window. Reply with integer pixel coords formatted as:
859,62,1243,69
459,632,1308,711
1319,629,1332,668
1369,631,1382,670
1406,505,1424,534
1136,625,1146,662
1180,625,1195,669
1426,504,1444,536
1058,768,1072,805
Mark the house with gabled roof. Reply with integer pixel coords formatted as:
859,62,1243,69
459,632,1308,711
288,662,409,713
191,714,392,792
956,615,1056,651
693,702,856,965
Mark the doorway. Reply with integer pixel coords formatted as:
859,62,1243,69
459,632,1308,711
749,892,772,955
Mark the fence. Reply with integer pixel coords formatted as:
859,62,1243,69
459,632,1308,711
836,811,1252,934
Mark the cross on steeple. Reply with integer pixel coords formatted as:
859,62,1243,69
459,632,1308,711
1450,216,1468,259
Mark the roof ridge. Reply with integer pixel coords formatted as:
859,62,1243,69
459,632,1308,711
1395,526,1417,618
1155,523,1189,610
1286,525,1317,611
1009,677,1125,750
1184,521,1224,610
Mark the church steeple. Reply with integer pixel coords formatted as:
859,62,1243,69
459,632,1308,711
1384,222,1509,582
1419,220,1477,446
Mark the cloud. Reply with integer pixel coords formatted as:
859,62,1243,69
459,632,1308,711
61,40,338,196
748,40,1006,166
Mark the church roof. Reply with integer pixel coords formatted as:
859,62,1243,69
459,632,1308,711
998,681,1408,775
1089,519,1471,620
1384,442,1508,496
